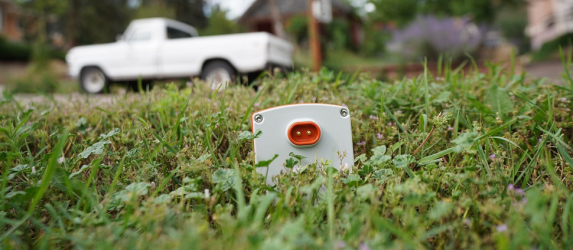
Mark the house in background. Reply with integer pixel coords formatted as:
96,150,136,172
526,0,573,50
238,0,363,47
0,0,23,41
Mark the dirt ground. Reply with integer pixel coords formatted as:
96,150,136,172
524,59,571,81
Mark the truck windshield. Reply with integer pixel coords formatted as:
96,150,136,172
167,27,193,39
126,28,152,42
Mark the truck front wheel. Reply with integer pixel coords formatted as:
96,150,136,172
201,61,236,90
80,67,108,94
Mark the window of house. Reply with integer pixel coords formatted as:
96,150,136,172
167,27,193,39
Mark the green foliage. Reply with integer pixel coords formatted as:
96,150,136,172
286,15,308,44
326,19,352,50
370,0,522,24
200,6,242,36
134,1,175,19
1,65,573,249
0,36,32,61
494,6,530,54
359,22,388,56
532,33,573,61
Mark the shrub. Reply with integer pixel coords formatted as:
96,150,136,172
0,36,66,62
0,36,32,61
532,33,573,61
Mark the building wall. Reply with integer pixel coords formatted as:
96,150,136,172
0,1,23,41
526,0,573,49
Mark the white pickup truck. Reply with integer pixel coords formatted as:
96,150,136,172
66,18,293,93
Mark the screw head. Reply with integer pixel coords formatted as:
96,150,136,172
254,114,263,123
340,108,349,117
296,131,301,136
307,131,312,135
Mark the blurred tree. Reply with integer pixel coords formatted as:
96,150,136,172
18,0,132,46
16,0,68,43
165,0,207,28
370,0,524,25
495,6,530,54
200,5,242,36
136,0,207,28
68,0,132,45
135,0,176,19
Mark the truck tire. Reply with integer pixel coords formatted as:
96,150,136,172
80,67,109,94
201,61,236,90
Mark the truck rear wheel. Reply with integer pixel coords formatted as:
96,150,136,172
80,67,108,94
201,61,236,90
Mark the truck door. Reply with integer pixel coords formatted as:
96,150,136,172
160,26,199,77
121,27,160,79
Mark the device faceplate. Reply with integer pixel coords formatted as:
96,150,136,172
252,104,354,185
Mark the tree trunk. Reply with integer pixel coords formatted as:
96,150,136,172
67,0,79,49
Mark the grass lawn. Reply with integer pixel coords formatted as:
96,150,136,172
1,64,573,249
294,48,392,72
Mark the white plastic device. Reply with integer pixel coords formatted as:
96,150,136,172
251,104,354,185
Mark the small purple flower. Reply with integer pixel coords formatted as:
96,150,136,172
464,219,471,225
396,110,403,114
515,188,525,196
293,165,300,174
377,133,383,139
369,115,378,120
561,97,568,102
119,89,126,95
520,198,528,205
299,100,304,103
358,242,371,250
357,141,366,146
207,98,211,103
489,154,496,159
510,95,515,100
334,240,346,249
254,103,260,107
185,145,189,148
388,122,393,126
226,107,231,111
186,81,194,87
342,103,348,107
214,103,218,106
382,112,386,116
447,127,453,131
322,97,329,101
312,97,317,102
508,184,514,191
541,171,545,175
57,156,65,164
538,137,542,142
496,224,508,232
